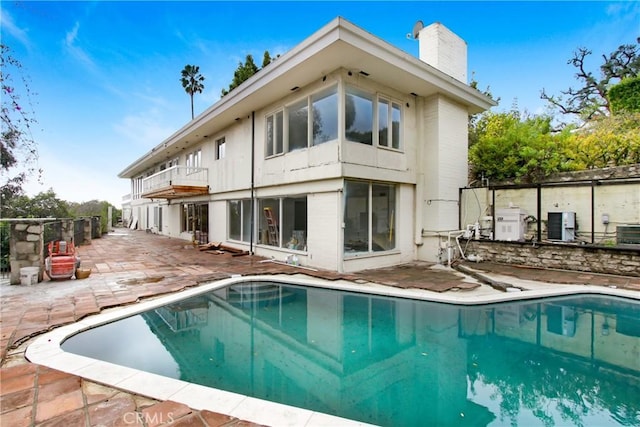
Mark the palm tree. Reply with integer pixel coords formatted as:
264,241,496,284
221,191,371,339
180,65,205,120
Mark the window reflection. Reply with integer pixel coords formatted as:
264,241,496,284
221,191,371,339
288,100,308,151
312,88,338,145
345,88,373,145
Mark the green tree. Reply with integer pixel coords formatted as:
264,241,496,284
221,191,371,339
468,74,501,148
262,50,272,68
69,199,119,232
2,189,71,219
180,64,205,120
564,112,640,169
469,111,573,182
541,39,640,122
221,51,278,97
221,54,258,97
1,44,40,211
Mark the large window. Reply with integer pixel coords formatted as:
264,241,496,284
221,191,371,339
258,197,307,250
229,200,252,242
378,98,401,149
266,111,284,156
260,199,280,246
345,88,373,145
181,203,209,244
266,86,338,157
282,197,307,250
344,180,396,254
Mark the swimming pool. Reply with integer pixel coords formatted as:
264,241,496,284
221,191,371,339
49,279,640,426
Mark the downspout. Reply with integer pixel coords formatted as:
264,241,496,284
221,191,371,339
414,96,424,248
491,188,496,240
250,112,255,255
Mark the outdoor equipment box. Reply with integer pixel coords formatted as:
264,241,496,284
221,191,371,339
47,255,77,279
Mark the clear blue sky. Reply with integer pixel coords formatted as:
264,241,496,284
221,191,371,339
2,1,638,207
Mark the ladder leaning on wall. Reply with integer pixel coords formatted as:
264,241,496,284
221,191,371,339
263,207,279,245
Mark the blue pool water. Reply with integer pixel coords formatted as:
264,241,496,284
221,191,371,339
62,281,640,426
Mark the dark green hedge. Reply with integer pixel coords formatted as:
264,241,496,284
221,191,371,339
609,77,640,113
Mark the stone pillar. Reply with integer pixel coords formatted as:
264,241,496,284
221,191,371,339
83,218,92,245
9,221,44,285
61,219,74,243
93,216,102,238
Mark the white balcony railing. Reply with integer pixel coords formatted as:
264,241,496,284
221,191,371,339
142,166,208,194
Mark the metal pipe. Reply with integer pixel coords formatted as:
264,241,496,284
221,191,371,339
537,184,542,242
250,112,255,255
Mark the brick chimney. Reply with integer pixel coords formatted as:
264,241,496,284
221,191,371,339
417,22,467,83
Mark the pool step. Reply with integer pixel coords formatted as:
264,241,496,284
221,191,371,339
226,283,295,308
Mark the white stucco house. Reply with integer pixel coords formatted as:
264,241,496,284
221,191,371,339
118,17,495,273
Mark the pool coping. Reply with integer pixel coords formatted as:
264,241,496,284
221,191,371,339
25,274,640,427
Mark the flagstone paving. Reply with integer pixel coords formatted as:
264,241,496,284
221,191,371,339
1,228,638,426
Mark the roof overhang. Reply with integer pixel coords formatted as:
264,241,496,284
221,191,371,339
119,17,496,179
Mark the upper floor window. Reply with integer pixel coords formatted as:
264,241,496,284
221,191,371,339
216,137,226,160
288,99,308,151
159,157,179,171
378,97,401,149
266,111,284,157
345,87,374,145
312,88,338,145
133,176,144,199
265,85,338,157
345,86,403,149
186,149,201,173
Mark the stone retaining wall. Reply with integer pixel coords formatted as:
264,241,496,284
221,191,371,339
466,240,640,277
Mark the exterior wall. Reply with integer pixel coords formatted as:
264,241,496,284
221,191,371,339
207,121,252,193
306,191,341,270
164,203,183,238
125,63,477,272
126,73,470,271
418,94,470,262
209,200,228,245
466,240,640,277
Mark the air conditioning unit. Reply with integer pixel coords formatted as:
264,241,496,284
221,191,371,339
547,212,576,242
617,225,640,245
495,208,526,241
